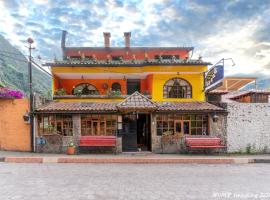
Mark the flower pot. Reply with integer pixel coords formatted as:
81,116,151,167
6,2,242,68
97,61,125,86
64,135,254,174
67,147,76,155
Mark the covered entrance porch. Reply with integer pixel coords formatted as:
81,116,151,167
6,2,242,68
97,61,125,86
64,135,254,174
120,113,151,152
117,91,158,152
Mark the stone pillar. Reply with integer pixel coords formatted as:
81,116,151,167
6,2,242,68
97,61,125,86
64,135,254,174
151,114,162,153
209,113,227,152
72,114,81,145
116,137,122,153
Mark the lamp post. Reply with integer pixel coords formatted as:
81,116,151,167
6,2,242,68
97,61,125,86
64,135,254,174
27,37,35,152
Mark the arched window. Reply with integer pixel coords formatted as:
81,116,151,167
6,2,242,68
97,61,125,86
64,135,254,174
163,78,192,98
72,83,99,95
111,82,121,92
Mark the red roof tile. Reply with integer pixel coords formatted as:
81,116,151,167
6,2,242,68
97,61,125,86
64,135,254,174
36,102,118,113
36,101,224,113
157,102,224,112
117,92,158,111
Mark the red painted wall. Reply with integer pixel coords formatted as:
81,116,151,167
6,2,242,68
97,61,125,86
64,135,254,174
65,48,190,60
57,79,127,95
55,76,154,96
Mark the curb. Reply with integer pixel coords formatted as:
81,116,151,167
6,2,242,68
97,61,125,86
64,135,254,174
5,157,43,163
57,157,235,164
0,156,262,164
1,156,270,164
253,159,270,163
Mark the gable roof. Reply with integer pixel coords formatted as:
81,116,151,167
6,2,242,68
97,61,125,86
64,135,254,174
117,91,158,112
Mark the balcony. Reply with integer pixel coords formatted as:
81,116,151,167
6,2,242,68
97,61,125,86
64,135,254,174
53,94,152,100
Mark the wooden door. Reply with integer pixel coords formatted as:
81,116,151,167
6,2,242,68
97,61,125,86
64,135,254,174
122,114,138,151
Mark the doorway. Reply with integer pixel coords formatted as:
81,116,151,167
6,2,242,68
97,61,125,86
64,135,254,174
121,114,151,151
127,79,140,95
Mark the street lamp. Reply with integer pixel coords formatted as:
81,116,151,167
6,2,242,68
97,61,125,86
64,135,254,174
27,37,35,152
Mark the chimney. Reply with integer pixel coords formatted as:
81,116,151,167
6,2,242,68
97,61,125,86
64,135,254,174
61,30,67,49
124,32,131,48
103,32,111,48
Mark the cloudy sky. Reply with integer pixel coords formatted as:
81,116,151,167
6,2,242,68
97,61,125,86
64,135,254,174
0,0,269,77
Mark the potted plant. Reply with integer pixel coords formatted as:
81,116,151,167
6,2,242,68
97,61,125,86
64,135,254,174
67,141,76,155
54,88,67,96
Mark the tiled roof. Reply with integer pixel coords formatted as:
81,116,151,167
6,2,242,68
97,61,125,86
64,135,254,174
36,100,224,113
229,89,270,99
221,89,270,103
117,92,158,111
156,102,224,112
207,90,229,95
35,102,118,113
44,58,211,67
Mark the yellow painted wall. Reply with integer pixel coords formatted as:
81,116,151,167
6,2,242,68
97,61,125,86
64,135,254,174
152,73,205,102
51,65,206,74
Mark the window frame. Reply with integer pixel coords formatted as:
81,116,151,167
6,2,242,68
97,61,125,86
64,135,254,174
37,114,73,136
72,83,99,95
163,78,192,99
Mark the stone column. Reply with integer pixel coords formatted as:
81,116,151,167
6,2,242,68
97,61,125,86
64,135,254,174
151,113,162,153
72,114,81,145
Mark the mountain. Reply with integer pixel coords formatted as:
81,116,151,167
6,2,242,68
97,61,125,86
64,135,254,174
242,78,270,90
0,34,51,96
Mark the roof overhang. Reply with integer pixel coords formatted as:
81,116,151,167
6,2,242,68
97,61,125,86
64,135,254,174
211,77,256,92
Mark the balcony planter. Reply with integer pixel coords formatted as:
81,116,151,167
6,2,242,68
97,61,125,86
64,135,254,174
54,88,67,96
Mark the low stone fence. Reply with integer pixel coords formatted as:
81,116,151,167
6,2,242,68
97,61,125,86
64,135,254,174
226,103,270,153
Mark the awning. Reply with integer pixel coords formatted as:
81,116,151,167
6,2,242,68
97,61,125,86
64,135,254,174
117,91,158,112
212,77,256,91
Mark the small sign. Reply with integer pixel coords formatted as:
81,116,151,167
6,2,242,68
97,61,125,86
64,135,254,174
205,65,224,92
37,137,46,145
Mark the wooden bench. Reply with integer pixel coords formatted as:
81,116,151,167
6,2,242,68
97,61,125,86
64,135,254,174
185,137,225,150
79,136,117,147
79,136,116,147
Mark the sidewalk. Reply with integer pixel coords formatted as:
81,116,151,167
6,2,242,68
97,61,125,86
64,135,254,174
1,150,270,164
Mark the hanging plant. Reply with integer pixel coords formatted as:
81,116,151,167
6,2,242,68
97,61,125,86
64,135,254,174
0,87,24,99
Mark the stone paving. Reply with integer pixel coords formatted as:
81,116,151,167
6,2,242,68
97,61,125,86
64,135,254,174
1,163,270,200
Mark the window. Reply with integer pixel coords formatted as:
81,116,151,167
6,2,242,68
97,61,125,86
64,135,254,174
112,82,121,92
163,78,192,98
156,114,208,136
72,83,99,95
38,114,73,136
81,115,117,136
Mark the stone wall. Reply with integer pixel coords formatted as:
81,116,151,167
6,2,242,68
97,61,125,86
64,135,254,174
35,114,123,154
226,103,270,153
151,113,226,154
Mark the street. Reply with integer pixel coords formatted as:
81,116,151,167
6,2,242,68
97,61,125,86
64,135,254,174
0,163,270,200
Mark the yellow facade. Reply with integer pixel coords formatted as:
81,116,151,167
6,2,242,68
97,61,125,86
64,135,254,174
52,65,207,102
152,73,205,102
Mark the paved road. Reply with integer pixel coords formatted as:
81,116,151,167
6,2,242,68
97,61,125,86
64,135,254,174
0,163,270,200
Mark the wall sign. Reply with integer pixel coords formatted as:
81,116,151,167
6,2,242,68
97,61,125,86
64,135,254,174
205,65,224,92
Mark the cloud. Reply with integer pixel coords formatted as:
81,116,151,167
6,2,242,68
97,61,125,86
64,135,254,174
0,0,269,77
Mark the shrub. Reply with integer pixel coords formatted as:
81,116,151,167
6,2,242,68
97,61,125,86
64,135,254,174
0,87,24,99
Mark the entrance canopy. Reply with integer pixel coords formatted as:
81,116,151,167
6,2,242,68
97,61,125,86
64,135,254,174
117,91,158,112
